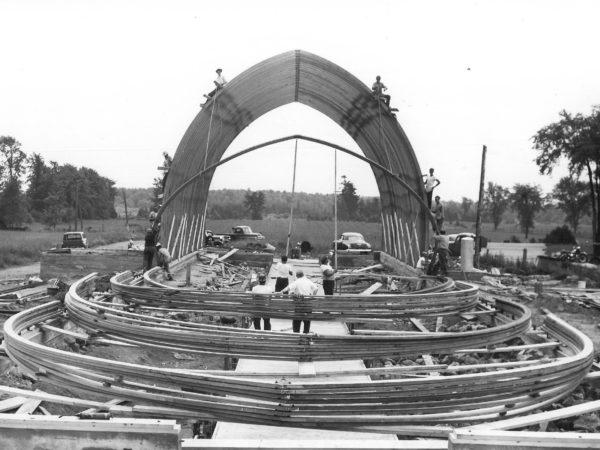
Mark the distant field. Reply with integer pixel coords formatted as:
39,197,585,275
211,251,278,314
0,219,145,269
0,215,593,269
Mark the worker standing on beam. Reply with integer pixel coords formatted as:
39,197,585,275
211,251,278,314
319,255,336,295
251,273,273,330
143,227,157,272
432,195,445,232
274,255,294,292
281,270,318,333
422,168,441,209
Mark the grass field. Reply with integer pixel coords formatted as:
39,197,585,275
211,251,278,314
0,215,593,269
0,219,147,269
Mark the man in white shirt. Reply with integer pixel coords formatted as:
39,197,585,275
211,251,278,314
422,168,441,208
274,255,294,292
251,273,273,330
281,270,318,333
319,255,335,295
204,68,228,100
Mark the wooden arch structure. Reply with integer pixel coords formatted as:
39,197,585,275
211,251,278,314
162,50,427,262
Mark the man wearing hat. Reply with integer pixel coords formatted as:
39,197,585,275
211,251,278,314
251,273,273,330
204,68,228,101
155,243,173,281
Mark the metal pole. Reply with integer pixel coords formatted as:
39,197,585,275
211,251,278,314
474,145,487,268
285,139,298,256
334,149,338,270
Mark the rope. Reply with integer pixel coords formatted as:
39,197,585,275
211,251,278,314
198,90,220,249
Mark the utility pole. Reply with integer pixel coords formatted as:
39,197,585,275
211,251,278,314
474,145,487,268
285,140,298,257
122,189,129,228
334,150,338,270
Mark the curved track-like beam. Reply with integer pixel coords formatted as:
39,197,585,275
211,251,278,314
3,285,593,430
113,271,473,321
65,274,530,361
162,50,427,264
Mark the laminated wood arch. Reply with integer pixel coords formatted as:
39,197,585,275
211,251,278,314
163,50,428,262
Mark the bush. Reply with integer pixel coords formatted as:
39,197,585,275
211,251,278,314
509,235,521,243
544,225,577,245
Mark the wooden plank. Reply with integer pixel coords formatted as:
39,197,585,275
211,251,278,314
183,439,447,449
454,342,560,354
467,399,600,431
450,429,600,449
298,362,316,377
217,248,239,262
15,398,42,414
0,397,27,412
359,282,383,296
352,264,384,273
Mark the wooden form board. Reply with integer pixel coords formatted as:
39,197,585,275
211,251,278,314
182,439,447,449
0,414,181,450
449,429,600,449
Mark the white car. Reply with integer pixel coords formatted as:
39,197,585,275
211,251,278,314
332,232,372,254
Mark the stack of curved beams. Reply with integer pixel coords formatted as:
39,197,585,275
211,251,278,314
162,50,426,264
111,271,479,320
66,274,530,360
3,296,593,429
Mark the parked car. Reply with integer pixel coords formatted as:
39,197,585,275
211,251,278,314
61,231,88,249
332,232,372,254
227,225,275,252
204,230,230,247
448,232,488,257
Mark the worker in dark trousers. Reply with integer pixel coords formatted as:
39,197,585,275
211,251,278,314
282,270,318,333
432,230,449,276
274,255,294,292
251,273,273,330
372,75,391,106
143,227,157,272
319,255,336,295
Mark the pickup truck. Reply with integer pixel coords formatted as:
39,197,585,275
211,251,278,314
227,225,275,252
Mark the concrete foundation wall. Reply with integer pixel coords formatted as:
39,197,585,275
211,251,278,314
537,256,600,282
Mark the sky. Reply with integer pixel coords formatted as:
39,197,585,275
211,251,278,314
2,0,599,201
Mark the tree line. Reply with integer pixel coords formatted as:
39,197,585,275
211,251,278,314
205,178,381,222
0,136,117,230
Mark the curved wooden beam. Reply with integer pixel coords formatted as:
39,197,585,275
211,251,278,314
155,134,437,232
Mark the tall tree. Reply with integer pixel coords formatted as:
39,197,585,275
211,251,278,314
0,136,27,183
483,182,510,230
244,190,265,220
460,197,473,221
533,107,600,255
338,175,359,221
510,184,544,239
0,136,29,228
0,179,31,228
552,176,590,234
